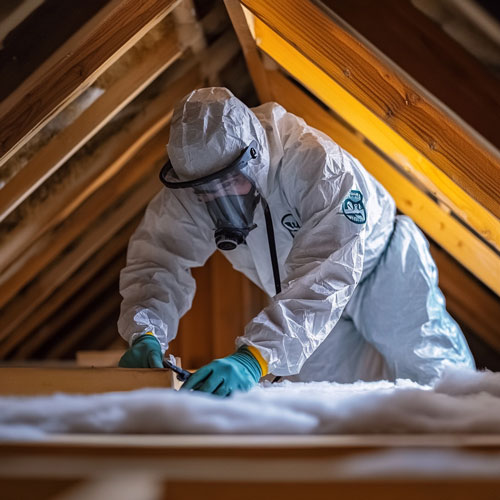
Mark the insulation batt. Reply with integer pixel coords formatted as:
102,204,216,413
0,367,499,441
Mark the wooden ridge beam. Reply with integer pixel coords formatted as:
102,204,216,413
0,27,182,222
0,0,180,167
0,137,166,345
0,367,175,395
0,219,137,359
265,70,500,300
241,0,500,221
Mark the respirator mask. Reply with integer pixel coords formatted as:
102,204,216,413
160,141,260,250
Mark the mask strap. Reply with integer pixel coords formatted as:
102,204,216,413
261,198,282,295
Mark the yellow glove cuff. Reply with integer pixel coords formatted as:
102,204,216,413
246,345,269,377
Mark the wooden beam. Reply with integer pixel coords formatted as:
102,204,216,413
223,0,272,103
0,27,181,222
264,70,500,299
321,0,500,151
3,434,500,456
76,350,125,367
171,260,214,370
0,367,174,395
250,12,500,254
0,219,137,359
246,21,500,294
0,65,201,276
241,0,500,221
211,253,244,359
0,0,180,166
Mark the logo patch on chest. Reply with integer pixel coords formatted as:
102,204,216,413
281,213,301,237
342,190,366,224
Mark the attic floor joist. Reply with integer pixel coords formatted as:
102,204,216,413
0,0,181,168
2,435,500,500
0,367,176,395
229,1,500,298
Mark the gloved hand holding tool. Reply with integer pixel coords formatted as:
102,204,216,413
181,346,267,397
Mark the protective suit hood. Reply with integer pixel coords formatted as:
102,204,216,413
167,87,270,194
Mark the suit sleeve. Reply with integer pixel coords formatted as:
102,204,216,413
118,188,216,353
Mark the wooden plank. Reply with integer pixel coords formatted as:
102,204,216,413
211,253,244,359
76,350,125,367
0,65,201,276
223,0,272,103
0,367,174,395
264,70,500,298
3,434,500,454
173,261,215,369
322,0,500,150
0,28,181,222
0,219,137,359
0,0,180,166
166,480,500,500
241,0,500,221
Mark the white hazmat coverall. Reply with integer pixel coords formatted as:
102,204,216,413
118,87,474,385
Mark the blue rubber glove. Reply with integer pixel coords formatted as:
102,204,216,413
181,347,262,396
118,333,164,368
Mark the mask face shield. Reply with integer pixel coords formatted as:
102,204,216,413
160,141,261,250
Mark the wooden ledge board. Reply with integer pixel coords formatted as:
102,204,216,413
0,367,175,395
3,434,500,457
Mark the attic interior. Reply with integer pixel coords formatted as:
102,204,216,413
0,0,499,498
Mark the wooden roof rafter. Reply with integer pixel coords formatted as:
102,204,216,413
0,0,182,167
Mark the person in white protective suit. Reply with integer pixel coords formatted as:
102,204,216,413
117,87,474,395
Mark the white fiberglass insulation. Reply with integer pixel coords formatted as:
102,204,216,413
0,368,499,440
